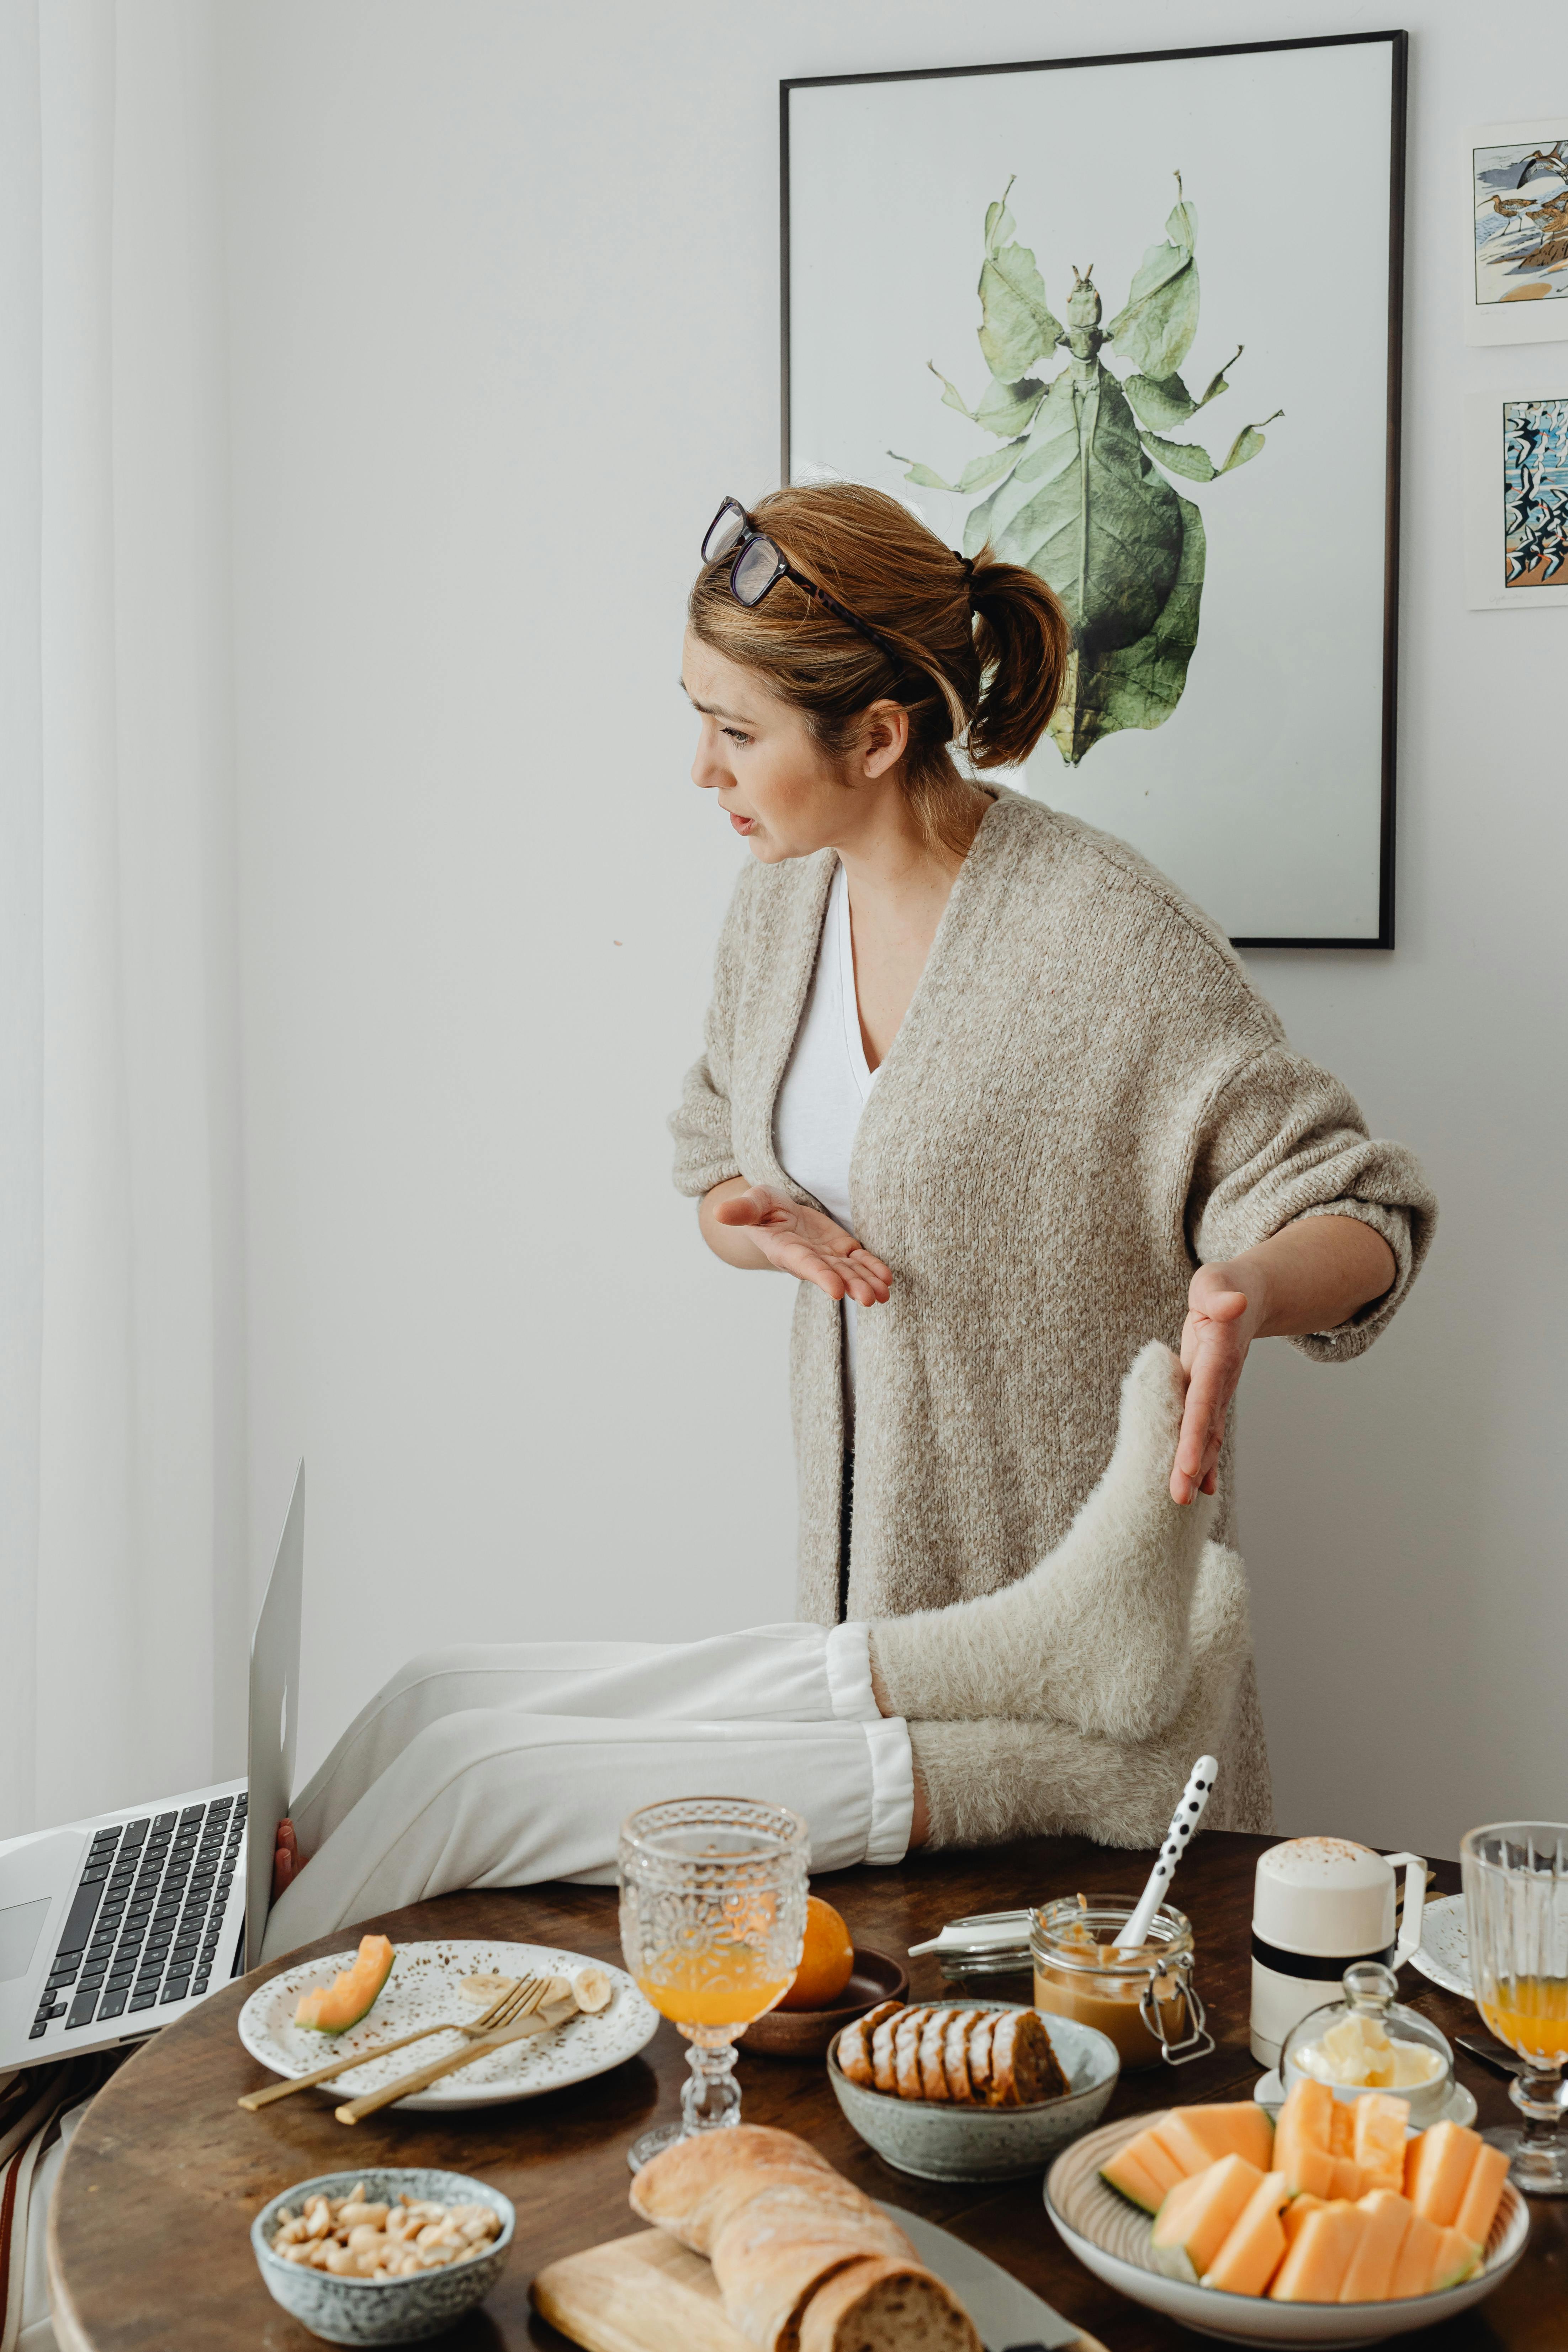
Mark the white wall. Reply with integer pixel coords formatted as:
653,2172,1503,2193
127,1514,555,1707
219,0,1567,1859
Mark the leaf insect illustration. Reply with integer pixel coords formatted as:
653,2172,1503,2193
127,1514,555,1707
894,176,1282,765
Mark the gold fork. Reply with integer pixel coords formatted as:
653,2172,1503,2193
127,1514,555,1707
238,1974,542,2112
334,1974,560,2124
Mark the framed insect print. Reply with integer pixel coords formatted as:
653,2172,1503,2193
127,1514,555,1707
782,33,1407,947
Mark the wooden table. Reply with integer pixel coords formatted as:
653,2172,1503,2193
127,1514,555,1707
46,1833,1566,2350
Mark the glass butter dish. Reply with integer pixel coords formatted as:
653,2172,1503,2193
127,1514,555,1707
1281,1960,1455,2128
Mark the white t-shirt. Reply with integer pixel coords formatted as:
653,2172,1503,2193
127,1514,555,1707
773,861,878,1413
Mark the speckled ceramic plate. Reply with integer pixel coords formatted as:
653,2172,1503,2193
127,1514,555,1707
1408,1894,1473,1998
238,1940,658,2112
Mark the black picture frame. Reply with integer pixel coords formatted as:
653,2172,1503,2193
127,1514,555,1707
780,31,1408,950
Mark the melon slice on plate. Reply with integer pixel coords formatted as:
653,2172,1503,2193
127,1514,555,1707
1338,2190,1410,2302
1384,2206,1482,2298
1352,2093,1409,2194
1281,2192,1326,2248
1455,2142,1511,2246
1273,2078,1339,2200
1430,2223,1484,2290
1200,2169,1291,2297
292,1933,396,2033
1150,2155,1264,2285
1268,2200,1362,2301
1100,2102,1272,2210
1099,2132,1187,2213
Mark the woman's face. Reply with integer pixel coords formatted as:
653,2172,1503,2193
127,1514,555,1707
682,629,902,864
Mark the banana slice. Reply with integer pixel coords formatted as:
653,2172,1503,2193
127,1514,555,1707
572,1965,614,2014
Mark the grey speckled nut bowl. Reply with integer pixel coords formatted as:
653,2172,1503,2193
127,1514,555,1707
251,2168,514,2344
827,2000,1119,2182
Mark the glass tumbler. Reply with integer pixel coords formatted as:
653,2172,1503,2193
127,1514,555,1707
1461,1821,1568,2195
618,1796,809,2172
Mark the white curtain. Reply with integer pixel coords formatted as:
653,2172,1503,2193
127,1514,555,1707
0,0,247,1842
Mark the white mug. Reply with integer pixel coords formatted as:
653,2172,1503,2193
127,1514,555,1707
1249,1836,1426,2067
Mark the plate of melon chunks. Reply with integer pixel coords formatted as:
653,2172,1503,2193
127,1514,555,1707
1044,2081,1527,2346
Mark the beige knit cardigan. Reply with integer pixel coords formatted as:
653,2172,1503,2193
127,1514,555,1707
670,791,1437,1842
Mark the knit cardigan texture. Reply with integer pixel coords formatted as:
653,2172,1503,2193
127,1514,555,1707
670,791,1437,1841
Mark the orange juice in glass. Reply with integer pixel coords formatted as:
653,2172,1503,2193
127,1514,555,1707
1462,1822,1568,2197
619,1798,808,2171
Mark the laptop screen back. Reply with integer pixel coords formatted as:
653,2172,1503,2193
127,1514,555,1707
245,1463,304,1969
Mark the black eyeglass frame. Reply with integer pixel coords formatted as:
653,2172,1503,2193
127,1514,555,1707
701,497,901,664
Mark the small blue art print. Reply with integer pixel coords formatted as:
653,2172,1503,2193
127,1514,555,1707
1473,137,1568,315
1504,399,1568,588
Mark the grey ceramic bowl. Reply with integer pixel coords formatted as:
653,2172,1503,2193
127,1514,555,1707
251,2167,515,2345
827,1999,1119,2182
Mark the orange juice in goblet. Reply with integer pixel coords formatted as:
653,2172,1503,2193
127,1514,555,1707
619,1797,808,2172
1462,1822,1568,2198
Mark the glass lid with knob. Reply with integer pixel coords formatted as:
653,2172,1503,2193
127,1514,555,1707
1281,1960,1455,2124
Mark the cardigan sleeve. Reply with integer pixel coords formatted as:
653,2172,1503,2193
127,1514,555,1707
668,875,748,1199
1189,1043,1438,1361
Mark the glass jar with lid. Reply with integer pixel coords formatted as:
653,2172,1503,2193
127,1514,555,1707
1281,1960,1455,2127
1030,1895,1213,2070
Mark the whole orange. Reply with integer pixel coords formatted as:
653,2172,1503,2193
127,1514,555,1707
778,1895,855,2010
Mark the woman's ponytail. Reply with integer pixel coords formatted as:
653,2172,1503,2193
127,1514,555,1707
965,552,1072,771
687,484,1072,853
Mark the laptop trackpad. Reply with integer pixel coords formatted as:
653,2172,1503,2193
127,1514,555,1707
0,1897,52,1984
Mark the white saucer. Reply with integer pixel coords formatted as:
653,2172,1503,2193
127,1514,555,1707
1252,2068,1477,2129
238,1938,658,2111
1408,1893,1473,1997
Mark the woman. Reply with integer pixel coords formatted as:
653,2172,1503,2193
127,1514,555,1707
262,486,1433,1956
670,483,1435,1839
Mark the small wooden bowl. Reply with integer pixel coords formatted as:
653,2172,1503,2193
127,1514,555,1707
740,1945,909,2058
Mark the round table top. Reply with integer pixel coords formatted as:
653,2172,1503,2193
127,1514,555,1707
45,1830,1562,2351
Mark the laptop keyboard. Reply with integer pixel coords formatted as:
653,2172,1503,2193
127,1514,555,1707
30,1794,247,2040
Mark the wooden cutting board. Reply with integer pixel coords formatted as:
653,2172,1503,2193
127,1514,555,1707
530,2227,1110,2352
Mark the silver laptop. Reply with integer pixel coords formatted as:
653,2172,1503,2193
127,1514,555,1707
0,1464,304,2071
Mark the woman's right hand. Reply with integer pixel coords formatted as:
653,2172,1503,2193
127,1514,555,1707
706,1181,892,1308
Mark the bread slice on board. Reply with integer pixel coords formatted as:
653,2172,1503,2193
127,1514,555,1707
797,2257,981,2352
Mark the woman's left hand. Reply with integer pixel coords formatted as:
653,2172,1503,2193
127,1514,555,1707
1171,1264,1259,1505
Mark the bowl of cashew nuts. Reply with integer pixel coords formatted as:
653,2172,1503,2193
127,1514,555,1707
251,2166,514,2343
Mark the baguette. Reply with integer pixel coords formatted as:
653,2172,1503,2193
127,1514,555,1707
798,2256,981,2352
630,2124,839,2253
631,2125,981,2352
710,2192,921,2352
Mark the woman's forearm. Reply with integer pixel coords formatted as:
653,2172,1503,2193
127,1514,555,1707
1216,1214,1396,1338
698,1177,774,1270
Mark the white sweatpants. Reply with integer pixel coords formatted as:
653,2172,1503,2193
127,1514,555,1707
260,1623,914,1961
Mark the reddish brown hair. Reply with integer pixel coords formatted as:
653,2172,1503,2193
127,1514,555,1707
688,482,1070,855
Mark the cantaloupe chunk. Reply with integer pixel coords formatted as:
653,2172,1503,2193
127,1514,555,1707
1274,2078,1338,2200
1387,2208,1441,2299
1100,2133,1186,2212
1201,2170,1291,2297
1405,2119,1481,2227
1329,2155,1365,2199
1166,2102,1275,2171
1339,2190,1411,2301
1383,2208,1479,2296
1329,2100,1355,2159
1454,2141,1511,2248
1282,2192,1326,2247
1150,2155,1265,2285
1353,2093,1410,2195
1268,2200,1362,2301
1101,2103,1272,2209
292,1933,396,2033
1430,2224,1483,2290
